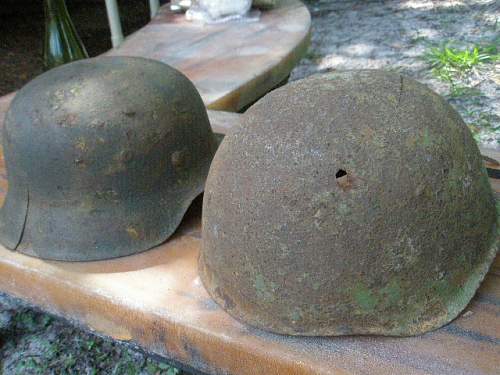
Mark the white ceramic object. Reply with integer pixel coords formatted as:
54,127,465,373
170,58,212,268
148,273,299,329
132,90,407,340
186,0,252,23
170,0,192,13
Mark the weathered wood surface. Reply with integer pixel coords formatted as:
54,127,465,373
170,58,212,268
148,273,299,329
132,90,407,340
105,0,311,111
207,110,242,135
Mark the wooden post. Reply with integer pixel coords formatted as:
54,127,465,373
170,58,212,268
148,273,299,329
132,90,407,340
104,0,124,48
149,0,160,18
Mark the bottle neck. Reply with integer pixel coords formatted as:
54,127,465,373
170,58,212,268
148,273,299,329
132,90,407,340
45,0,70,19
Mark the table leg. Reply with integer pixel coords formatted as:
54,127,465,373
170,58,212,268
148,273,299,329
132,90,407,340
104,0,124,48
149,0,161,18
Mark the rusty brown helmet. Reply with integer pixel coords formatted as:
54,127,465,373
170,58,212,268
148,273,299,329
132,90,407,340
0,56,217,261
199,70,498,336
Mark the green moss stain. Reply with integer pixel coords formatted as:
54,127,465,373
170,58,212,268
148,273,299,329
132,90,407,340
289,309,303,323
254,274,276,302
297,272,310,282
446,165,465,194
254,274,266,293
352,279,402,313
387,94,398,106
421,128,433,148
353,284,378,311
432,278,456,301
337,202,351,215
380,279,402,305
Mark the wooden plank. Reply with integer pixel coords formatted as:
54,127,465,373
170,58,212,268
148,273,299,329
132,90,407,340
105,0,311,111
481,147,500,181
207,110,242,135
480,147,500,164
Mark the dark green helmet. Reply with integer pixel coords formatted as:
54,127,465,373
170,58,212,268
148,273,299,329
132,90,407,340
200,70,498,336
0,56,217,261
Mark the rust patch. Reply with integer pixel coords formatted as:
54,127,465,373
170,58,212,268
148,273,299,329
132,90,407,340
200,70,498,337
58,113,79,127
126,227,142,240
0,56,217,261
335,169,354,191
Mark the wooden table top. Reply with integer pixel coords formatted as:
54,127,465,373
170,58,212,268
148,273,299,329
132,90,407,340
105,0,311,111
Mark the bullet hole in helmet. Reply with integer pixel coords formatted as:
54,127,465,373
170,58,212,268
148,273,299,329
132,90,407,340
335,169,347,179
336,169,351,190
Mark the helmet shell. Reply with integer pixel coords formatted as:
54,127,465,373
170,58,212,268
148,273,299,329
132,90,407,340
0,56,218,261
200,70,498,336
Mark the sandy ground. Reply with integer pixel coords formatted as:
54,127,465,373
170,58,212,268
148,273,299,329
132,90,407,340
0,0,499,374
291,0,499,150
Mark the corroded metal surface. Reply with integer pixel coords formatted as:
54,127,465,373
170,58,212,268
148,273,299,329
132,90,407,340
0,0,312,260
0,56,218,261
200,71,498,336
0,117,497,373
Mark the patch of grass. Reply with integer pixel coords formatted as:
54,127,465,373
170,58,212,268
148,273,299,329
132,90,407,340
424,44,499,83
11,310,52,333
1,307,185,375
145,360,181,375
447,85,483,99
14,357,45,375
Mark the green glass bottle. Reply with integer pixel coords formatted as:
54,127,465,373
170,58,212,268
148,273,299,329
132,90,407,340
44,0,89,70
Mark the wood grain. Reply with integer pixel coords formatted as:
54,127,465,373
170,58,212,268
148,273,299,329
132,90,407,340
105,0,311,111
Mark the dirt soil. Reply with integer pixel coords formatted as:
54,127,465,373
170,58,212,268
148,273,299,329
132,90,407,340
291,0,499,150
0,0,499,374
